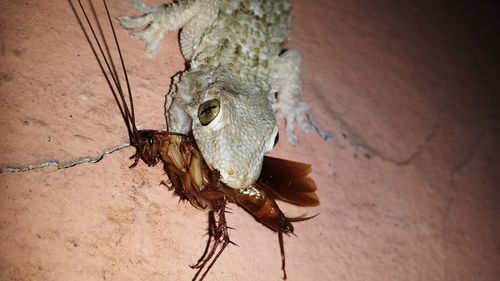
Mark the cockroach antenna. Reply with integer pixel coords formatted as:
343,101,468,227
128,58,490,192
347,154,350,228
69,0,137,143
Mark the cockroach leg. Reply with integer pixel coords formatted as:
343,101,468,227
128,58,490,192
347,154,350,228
191,208,224,270
275,214,317,280
198,191,225,201
179,141,194,164
128,153,140,168
204,170,221,192
192,200,235,281
191,211,217,269
203,202,239,273
164,164,189,201
197,236,230,281
159,179,170,188
278,230,287,280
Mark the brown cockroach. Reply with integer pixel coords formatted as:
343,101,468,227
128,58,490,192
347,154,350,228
70,0,319,280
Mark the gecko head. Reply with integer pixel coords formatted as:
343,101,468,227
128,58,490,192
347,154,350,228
188,80,279,189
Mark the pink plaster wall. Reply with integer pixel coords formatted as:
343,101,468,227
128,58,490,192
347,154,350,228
1,1,498,281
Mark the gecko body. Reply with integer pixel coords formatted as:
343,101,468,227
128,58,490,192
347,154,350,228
120,0,312,189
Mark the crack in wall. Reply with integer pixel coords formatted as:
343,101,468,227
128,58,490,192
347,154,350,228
335,110,440,166
322,101,442,167
440,122,490,281
364,124,440,166
0,143,130,173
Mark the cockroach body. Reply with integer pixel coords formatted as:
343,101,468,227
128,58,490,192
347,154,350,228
70,1,319,280
128,129,318,280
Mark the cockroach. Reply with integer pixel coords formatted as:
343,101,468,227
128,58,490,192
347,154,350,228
69,0,319,280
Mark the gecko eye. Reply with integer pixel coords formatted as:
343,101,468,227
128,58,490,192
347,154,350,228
198,98,220,126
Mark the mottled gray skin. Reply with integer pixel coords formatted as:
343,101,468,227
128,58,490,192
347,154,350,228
120,0,312,189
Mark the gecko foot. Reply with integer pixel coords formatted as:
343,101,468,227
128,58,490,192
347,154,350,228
277,100,313,145
119,0,199,56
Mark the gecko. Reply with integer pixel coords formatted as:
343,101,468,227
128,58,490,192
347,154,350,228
119,0,313,190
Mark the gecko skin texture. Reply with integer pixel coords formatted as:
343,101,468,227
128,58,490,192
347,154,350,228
120,0,313,189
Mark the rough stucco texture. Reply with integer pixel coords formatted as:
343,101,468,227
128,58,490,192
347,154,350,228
1,1,499,281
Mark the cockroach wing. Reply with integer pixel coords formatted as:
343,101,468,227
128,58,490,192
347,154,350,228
258,156,320,207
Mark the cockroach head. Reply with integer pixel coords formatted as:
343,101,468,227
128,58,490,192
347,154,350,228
129,130,161,168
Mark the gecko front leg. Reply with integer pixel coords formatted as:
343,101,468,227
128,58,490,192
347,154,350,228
270,49,313,145
119,0,214,56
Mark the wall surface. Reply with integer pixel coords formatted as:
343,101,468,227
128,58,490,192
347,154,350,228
1,1,498,281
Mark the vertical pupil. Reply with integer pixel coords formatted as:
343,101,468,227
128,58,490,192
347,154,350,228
202,105,216,116
199,99,220,125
